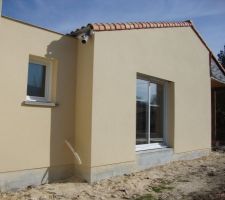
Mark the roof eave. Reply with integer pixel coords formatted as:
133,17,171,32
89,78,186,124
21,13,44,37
189,21,225,73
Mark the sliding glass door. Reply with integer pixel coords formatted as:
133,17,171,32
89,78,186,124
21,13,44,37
136,79,149,144
136,77,164,147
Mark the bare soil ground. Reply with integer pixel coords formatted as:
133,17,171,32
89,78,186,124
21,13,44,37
1,149,225,200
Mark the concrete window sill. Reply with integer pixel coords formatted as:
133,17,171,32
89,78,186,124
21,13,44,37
136,147,172,155
136,144,168,152
23,100,57,107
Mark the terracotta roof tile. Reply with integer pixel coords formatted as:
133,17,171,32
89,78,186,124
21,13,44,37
158,23,163,28
169,22,175,27
146,22,152,28
120,23,126,30
109,23,116,30
115,23,121,30
138,23,143,29
124,23,130,29
84,21,192,33
104,23,111,31
142,22,147,28
89,23,99,31
127,22,135,29
99,23,105,31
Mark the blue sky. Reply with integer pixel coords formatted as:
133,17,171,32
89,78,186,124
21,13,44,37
2,0,225,55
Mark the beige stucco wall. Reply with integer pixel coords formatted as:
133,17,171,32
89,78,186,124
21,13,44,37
74,36,94,179
0,17,77,172
91,27,211,167
0,16,211,182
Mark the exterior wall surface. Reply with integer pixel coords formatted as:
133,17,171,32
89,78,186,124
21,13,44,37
0,15,212,187
0,17,77,182
91,27,211,171
74,36,94,180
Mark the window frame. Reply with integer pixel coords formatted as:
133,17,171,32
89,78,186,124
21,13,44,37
26,56,52,103
136,74,168,151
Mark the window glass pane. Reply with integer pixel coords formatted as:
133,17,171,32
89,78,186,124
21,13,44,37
27,63,46,97
150,106,163,143
136,79,149,145
150,82,163,143
150,83,163,105
150,83,157,105
137,79,149,102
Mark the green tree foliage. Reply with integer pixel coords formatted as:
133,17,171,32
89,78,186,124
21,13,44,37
218,45,225,68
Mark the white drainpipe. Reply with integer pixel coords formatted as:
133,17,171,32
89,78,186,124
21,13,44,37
65,140,82,165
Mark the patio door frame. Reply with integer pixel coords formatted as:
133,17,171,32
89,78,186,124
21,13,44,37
136,74,168,151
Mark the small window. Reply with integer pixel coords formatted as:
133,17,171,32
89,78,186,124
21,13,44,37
27,63,46,97
26,56,52,102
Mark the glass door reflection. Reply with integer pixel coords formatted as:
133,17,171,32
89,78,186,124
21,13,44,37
136,78,164,145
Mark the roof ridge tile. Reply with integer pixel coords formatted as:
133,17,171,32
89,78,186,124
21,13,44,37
77,21,193,33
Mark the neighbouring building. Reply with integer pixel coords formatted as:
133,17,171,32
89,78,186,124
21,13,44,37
211,58,225,145
0,3,225,191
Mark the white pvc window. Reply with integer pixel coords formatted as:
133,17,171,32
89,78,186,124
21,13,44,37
26,57,52,102
136,76,167,151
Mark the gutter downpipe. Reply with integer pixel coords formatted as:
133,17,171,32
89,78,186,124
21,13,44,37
65,140,82,165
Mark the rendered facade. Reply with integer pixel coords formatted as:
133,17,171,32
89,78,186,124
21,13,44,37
0,8,224,191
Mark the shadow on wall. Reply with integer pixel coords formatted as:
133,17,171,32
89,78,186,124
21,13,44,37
43,35,77,183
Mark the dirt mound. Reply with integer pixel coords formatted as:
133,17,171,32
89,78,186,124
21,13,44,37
1,151,225,200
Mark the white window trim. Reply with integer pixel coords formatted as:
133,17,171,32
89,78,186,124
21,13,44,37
135,76,169,152
26,57,53,103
